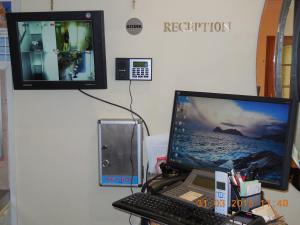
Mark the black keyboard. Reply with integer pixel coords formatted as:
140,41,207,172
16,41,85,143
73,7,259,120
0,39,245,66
112,192,229,225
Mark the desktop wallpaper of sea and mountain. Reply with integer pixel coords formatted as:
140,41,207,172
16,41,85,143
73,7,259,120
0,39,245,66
169,95,290,185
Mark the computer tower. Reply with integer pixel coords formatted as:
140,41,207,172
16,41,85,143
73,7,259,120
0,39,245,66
98,119,143,187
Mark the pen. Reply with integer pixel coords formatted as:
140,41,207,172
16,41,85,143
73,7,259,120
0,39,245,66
236,172,244,185
230,170,238,186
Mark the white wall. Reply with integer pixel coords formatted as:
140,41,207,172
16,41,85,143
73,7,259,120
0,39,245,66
12,0,300,225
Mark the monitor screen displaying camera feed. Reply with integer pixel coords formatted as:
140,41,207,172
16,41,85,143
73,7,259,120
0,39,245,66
6,11,107,89
18,20,95,82
168,91,297,190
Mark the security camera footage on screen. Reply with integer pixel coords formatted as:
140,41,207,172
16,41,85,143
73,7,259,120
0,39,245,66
17,20,95,81
169,95,290,186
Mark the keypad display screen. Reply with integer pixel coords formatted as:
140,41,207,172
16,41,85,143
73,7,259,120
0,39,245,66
133,61,148,67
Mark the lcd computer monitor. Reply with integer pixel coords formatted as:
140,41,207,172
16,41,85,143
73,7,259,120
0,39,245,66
168,91,297,190
6,10,107,89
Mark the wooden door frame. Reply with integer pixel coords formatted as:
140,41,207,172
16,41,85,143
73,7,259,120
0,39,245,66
265,36,293,97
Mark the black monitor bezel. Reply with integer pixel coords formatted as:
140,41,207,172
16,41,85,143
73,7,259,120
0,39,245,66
6,10,107,90
167,90,298,190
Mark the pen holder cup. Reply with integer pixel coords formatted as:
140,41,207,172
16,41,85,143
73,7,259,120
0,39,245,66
231,190,261,212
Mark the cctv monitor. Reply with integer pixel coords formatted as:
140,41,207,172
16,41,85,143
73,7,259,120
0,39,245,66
167,91,297,190
6,10,107,89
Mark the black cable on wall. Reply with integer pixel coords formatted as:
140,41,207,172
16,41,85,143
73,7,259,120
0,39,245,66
78,89,150,136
